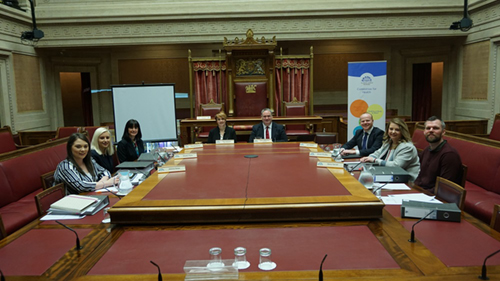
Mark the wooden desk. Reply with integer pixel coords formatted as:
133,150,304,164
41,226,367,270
108,142,384,224
1,146,500,280
179,116,323,145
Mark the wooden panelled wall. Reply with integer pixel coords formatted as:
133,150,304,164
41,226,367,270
116,53,386,113
12,54,43,112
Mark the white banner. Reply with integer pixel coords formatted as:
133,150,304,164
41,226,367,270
347,61,387,140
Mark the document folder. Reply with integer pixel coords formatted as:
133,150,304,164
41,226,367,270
401,200,461,222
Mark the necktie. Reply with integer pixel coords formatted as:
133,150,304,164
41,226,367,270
266,126,270,139
362,132,368,150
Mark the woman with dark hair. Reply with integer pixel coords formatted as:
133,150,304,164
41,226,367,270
360,118,420,181
117,119,145,163
54,133,119,194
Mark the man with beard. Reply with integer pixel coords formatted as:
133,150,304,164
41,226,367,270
414,116,463,190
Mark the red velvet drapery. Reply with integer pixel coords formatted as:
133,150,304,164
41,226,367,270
193,61,227,116
274,59,310,116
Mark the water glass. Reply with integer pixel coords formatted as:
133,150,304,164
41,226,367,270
258,248,276,271
102,207,111,224
358,165,374,189
208,247,224,268
233,247,250,270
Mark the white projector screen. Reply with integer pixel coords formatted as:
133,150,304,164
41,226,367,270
112,84,177,142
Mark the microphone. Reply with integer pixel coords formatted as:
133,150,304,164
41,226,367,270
150,260,163,281
1,269,5,281
55,220,82,250
104,187,122,199
372,183,387,195
319,254,327,281
408,210,436,243
478,249,500,280
347,162,362,173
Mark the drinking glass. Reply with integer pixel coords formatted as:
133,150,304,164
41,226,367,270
258,248,276,271
232,247,250,270
207,247,224,268
358,164,374,189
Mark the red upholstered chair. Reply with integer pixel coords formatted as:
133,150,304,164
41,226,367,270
489,117,500,141
0,214,6,240
283,98,311,137
52,126,81,140
0,126,18,154
197,99,224,141
35,183,65,216
83,126,108,142
491,205,500,232
315,132,338,144
433,176,467,210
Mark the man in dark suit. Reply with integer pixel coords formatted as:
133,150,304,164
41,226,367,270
341,112,384,157
248,108,288,142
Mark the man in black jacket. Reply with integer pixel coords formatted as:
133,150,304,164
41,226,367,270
248,108,288,142
341,112,384,157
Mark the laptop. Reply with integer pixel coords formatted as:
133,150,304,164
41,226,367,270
137,152,157,162
116,161,154,169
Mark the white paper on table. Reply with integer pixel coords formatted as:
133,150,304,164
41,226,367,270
40,213,86,221
369,183,411,191
95,187,118,193
380,196,403,205
386,193,441,205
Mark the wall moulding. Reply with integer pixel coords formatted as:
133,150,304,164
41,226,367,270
34,14,464,48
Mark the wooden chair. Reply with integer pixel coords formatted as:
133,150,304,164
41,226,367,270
283,98,312,137
52,126,81,140
82,126,106,141
433,176,467,210
0,214,6,240
41,171,56,190
490,204,500,232
489,113,500,141
0,125,19,154
197,99,224,140
460,164,468,188
35,183,65,216
315,132,338,144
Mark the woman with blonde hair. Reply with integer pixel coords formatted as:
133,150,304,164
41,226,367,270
207,111,237,143
360,118,420,181
91,127,116,173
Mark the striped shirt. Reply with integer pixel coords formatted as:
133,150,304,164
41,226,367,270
54,158,111,194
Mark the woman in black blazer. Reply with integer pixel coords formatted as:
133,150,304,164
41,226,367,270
117,119,145,163
207,112,237,143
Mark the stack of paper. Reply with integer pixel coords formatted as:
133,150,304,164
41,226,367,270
49,195,109,215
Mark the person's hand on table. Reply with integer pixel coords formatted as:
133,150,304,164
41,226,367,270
360,156,375,163
341,149,356,156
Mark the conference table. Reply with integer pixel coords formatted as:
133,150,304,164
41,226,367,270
1,142,500,280
108,142,383,224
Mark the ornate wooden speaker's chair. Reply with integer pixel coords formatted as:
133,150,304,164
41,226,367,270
197,99,224,141
283,98,314,140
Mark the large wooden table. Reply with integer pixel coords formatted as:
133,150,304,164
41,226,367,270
179,116,322,145
1,143,500,280
108,142,383,224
